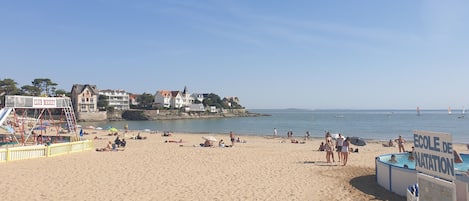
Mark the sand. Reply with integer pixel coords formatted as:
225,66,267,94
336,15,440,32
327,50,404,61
2,130,464,201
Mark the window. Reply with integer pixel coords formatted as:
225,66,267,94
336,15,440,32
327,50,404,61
90,98,94,103
81,98,85,103
81,105,87,111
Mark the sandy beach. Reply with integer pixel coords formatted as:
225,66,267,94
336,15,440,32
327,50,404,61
2,129,465,201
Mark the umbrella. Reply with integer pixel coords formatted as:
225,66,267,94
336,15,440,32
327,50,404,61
202,136,217,142
1,126,15,134
34,126,47,130
349,137,366,146
108,127,118,133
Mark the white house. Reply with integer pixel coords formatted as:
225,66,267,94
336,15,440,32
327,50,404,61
170,91,184,108
154,90,173,108
191,93,207,103
154,86,194,109
98,89,130,110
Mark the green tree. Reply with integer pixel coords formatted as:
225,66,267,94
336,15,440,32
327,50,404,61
21,85,41,96
55,89,71,97
32,78,58,96
202,93,225,109
97,95,109,111
137,93,155,109
0,78,21,95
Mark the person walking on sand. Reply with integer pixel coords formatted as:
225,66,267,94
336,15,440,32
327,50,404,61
325,132,335,162
342,137,350,166
395,135,406,152
336,133,344,163
325,138,335,163
230,131,235,146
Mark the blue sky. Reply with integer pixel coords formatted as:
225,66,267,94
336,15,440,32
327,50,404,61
1,0,469,110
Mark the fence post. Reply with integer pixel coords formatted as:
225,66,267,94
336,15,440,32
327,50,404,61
6,148,11,162
46,145,50,157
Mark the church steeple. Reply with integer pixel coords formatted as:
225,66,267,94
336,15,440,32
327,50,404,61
183,85,188,95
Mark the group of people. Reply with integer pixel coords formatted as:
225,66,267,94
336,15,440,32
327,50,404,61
114,136,126,147
323,132,351,166
35,133,52,146
95,135,127,152
96,140,125,152
199,131,243,148
382,135,407,152
278,128,311,140
388,141,465,168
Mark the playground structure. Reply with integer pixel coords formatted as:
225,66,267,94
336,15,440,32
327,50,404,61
0,95,78,146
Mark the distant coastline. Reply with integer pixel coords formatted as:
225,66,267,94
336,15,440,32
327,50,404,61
79,109,271,122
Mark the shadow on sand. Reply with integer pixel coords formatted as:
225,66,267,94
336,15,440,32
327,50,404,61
349,174,405,201
302,161,340,166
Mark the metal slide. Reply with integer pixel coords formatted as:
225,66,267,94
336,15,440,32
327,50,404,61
0,107,12,126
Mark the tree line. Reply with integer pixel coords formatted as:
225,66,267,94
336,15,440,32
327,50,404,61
0,78,68,97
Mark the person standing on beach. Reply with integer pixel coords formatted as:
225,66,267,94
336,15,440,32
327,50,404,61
341,137,350,166
336,133,344,163
305,131,310,140
230,131,235,146
325,138,335,163
274,128,277,136
325,132,335,162
395,135,406,152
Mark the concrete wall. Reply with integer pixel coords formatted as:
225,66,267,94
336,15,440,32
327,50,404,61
76,111,107,122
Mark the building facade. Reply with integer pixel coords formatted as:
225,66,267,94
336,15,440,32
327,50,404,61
98,89,130,110
71,84,99,112
154,86,196,109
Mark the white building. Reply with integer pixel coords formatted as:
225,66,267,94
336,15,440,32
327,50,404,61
154,86,194,109
154,90,172,108
99,89,130,110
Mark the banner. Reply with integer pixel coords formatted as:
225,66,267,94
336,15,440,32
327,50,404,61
413,130,455,181
32,97,57,108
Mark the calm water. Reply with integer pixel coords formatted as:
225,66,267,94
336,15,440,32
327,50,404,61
379,153,469,172
81,109,469,143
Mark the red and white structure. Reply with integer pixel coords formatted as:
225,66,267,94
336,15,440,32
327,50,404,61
0,95,78,145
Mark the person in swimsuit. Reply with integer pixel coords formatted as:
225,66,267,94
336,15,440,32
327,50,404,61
230,131,235,146
395,135,406,152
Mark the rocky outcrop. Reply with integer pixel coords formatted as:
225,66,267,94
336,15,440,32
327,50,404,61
77,109,268,122
121,109,267,121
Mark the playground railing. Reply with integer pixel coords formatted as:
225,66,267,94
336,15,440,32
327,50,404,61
0,140,93,162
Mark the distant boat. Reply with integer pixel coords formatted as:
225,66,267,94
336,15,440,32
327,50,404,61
448,106,452,115
417,107,421,116
335,115,345,118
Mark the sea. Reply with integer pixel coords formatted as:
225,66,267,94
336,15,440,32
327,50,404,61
80,109,469,143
